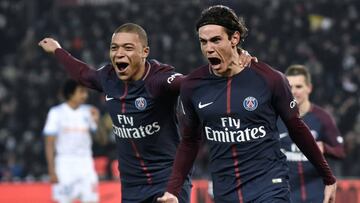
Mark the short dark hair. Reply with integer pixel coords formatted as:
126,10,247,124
113,23,148,47
285,65,312,85
62,79,81,100
196,5,248,44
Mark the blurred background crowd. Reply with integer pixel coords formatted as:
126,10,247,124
0,0,359,181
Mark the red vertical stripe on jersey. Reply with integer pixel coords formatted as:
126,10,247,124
297,161,307,201
120,83,128,113
232,145,244,203
228,78,243,203
226,78,232,114
130,141,153,184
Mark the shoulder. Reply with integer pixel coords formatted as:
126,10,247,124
180,64,209,95
148,59,176,74
311,104,335,124
79,104,92,111
251,61,285,83
49,103,65,113
97,64,115,78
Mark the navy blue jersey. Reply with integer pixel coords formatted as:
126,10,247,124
55,49,191,202
277,104,345,202
167,62,335,203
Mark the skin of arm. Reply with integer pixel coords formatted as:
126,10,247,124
45,135,58,183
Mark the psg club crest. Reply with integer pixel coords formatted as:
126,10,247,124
135,97,147,110
243,96,258,111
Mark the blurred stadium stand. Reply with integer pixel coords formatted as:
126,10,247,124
0,0,359,186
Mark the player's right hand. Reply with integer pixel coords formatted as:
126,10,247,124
157,192,178,203
49,172,59,183
323,182,337,203
38,38,62,54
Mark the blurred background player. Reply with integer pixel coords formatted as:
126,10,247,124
277,64,345,202
43,79,99,203
159,5,336,203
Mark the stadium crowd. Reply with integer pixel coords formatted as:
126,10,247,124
0,0,359,181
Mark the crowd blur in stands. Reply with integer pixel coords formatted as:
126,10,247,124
0,0,359,181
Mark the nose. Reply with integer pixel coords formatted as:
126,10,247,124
203,43,215,54
114,48,125,57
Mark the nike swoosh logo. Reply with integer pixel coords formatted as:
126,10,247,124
105,95,114,101
198,102,213,109
279,133,288,139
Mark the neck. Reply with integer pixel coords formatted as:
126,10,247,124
132,61,147,81
67,101,80,109
299,100,311,117
227,49,245,77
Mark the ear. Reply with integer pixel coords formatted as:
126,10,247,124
308,84,313,94
142,46,150,58
231,31,241,47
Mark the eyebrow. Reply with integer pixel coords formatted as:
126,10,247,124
110,42,135,47
199,35,222,42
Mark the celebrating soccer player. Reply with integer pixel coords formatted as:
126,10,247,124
158,5,337,203
39,23,254,202
277,65,345,202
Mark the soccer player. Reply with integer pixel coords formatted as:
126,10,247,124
39,23,255,202
277,65,345,202
158,5,337,203
43,79,99,203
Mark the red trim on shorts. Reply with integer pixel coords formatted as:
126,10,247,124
232,145,244,203
130,141,153,184
298,161,307,201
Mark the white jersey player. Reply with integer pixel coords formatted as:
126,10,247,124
43,79,99,203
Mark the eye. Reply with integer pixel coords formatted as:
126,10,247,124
125,46,134,51
199,39,207,45
110,45,117,51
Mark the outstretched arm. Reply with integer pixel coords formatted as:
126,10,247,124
39,38,102,91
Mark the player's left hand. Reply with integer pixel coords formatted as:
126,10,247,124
157,192,178,203
317,141,324,154
239,49,258,67
323,182,337,203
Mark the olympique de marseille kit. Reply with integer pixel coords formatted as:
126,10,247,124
278,104,345,202
43,103,99,202
54,48,191,203
166,61,335,203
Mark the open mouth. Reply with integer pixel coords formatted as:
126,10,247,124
116,62,129,71
208,57,221,66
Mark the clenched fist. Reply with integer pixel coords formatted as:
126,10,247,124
38,38,62,54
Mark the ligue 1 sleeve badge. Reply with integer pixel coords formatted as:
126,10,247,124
243,96,258,111
135,97,147,110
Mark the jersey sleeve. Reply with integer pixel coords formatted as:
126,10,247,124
43,108,59,136
272,72,336,185
54,48,103,92
317,109,346,159
166,83,202,196
148,71,185,97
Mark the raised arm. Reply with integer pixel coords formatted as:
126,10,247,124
39,38,102,91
